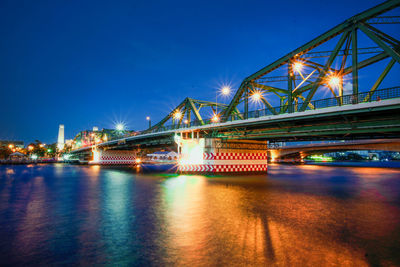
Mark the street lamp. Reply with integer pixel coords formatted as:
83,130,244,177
216,85,231,115
146,116,151,128
221,86,230,96
328,75,341,88
116,123,124,131
293,62,303,73
251,91,263,102
173,111,182,120
211,114,220,123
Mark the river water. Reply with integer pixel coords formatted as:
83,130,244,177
0,163,399,266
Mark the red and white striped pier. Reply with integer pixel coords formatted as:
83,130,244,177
89,149,137,165
177,138,268,174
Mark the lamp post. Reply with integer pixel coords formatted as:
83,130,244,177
146,116,151,129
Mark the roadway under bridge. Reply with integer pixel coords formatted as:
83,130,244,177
269,139,400,160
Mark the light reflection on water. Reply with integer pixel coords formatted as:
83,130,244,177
0,163,399,266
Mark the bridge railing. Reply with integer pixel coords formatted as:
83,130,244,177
143,86,400,134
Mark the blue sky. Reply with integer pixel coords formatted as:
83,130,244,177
0,0,398,144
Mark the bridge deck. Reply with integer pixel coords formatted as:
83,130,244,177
70,98,400,154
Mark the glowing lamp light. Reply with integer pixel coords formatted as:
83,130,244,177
8,144,14,149
92,150,100,163
221,86,231,95
146,116,150,121
211,114,220,123
178,138,205,166
135,158,141,164
328,75,341,88
293,62,303,73
184,119,189,124
173,111,182,120
28,145,34,151
251,91,263,102
116,123,124,131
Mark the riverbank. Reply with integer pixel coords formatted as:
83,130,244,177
0,159,58,165
304,160,400,168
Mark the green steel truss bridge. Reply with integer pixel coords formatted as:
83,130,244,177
71,0,400,156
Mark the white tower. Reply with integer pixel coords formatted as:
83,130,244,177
57,124,65,150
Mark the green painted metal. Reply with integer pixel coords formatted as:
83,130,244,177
299,31,350,111
358,23,400,63
343,52,389,75
145,97,239,133
70,1,400,155
352,27,359,96
363,59,396,101
288,63,293,113
252,83,288,94
187,98,203,124
214,118,400,140
365,23,400,46
221,0,400,120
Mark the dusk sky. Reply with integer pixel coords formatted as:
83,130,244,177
0,0,397,144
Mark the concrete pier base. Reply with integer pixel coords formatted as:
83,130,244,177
89,149,137,165
177,138,268,174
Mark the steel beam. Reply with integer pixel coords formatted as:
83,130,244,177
300,31,350,111
363,59,396,102
352,27,359,95
359,23,400,63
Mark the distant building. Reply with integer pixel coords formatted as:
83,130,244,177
8,152,27,160
70,128,138,150
57,124,65,150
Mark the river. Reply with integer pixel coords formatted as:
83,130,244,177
0,163,399,266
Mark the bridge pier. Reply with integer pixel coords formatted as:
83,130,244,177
89,148,138,165
176,135,268,174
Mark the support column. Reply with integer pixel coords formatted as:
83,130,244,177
288,62,293,113
89,149,138,165
177,138,268,173
244,86,249,119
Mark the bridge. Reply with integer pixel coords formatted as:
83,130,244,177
269,138,400,161
69,0,400,173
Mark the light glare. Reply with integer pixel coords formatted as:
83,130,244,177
173,111,182,120
221,86,230,95
293,62,303,73
116,123,124,131
251,91,263,102
211,114,219,123
328,75,341,88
